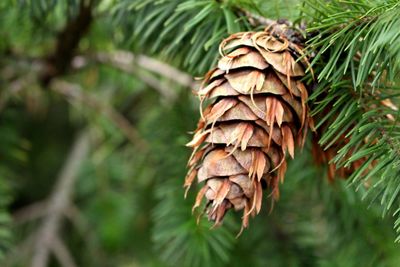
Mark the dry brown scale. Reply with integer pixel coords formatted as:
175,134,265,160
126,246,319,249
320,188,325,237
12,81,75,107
185,28,312,230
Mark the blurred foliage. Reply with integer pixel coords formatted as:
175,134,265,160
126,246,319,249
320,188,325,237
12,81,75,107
1,0,400,267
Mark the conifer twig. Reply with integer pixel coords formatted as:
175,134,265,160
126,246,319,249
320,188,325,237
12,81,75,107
13,201,48,224
30,131,90,267
72,51,198,101
96,51,196,89
40,0,94,85
51,235,78,267
238,9,277,27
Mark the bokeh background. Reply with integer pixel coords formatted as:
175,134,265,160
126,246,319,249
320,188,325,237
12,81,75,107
1,1,399,267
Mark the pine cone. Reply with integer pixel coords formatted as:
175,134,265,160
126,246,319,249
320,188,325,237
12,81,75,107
185,30,310,229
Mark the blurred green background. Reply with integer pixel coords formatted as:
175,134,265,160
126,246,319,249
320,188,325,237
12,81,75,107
0,1,399,267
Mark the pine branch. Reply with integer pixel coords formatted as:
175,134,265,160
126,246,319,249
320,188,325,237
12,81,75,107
31,131,89,267
72,51,197,102
51,235,78,267
304,0,400,89
113,0,308,77
12,201,48,224
303,1,400,239
238,9,276,27
113,0,254,74
96,51,195,89
310,78,400,235
40,0,94,86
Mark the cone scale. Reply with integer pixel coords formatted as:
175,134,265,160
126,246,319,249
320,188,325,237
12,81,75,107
185,29,310,230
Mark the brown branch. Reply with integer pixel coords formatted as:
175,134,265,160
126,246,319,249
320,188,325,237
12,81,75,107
236,9,306,44
40,0,93,86
31,131,90,267
72,51,199,103
95,51,196,89
238,10,277,27
2,51,189,113
94,55,179,103
51,235,78,267
12,201,48,224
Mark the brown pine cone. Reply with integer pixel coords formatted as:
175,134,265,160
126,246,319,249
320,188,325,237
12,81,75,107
185,30,311,230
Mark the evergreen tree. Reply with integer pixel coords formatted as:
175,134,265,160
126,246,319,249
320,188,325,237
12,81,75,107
0,0,400,266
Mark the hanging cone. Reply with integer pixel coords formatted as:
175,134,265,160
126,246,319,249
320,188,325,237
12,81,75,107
185,29,311,229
